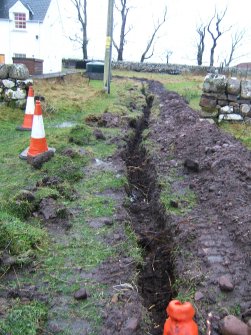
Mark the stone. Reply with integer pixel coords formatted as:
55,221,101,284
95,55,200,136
218,99,229,107
15,99,26,109
0,64,9,79
228,94,238,102
2,79,15,88
9,64,29,80
194,291,204,301
74,288,88,300
240,104,251,116
227,78,241,95
199,94,217,109
219,275,234,292
241,80,251,99
219,315,248,335
184,158,199,172
124,317,139,331
170,200,179,208
221,106,233,114
218,114,243,122
203,73,227,93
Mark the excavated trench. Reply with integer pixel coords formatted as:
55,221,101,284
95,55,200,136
122,88,176,334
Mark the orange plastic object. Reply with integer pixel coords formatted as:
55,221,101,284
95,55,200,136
163,300,198,335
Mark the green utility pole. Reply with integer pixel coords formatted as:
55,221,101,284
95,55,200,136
103,0,114,94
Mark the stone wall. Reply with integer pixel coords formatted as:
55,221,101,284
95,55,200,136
0,64,33,108
199,73,251,122
62,59,251,77
112,61,251,76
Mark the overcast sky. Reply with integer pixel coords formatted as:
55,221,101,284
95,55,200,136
59,0,251,66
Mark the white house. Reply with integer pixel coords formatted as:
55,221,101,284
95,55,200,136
0,0,66,74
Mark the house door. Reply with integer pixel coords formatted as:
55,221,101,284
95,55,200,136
0,54,5,64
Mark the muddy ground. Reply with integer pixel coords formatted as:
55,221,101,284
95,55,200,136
102,79,251,334
0,79,250,335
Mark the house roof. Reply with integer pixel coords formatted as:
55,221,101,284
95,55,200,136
0,0,52,21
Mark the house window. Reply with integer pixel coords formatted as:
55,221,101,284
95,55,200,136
14,53,26,58
14,13,26,29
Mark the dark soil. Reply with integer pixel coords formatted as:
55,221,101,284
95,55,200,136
0,78,250,335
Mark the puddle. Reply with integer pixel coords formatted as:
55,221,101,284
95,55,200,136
53,121,77,128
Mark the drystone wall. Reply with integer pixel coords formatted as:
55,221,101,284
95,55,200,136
62,58,251,77
199,73,251,123
0,64,33,108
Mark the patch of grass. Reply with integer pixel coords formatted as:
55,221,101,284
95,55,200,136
0,300,48,335
42,155,86,183
172,277,197,303
35,187,61,202
83,195,115,218
122,223,144,265
69,124,93,145
82,171,127,193
159,175,196,215
0,212,47,256
220,122,251,149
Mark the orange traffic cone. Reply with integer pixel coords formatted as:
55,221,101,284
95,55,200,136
163,300,198,335
16,86,35,131
27,100,49,157
19,100,55,160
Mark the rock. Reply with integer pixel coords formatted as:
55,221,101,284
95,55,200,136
219,315,248,335
111,294,119,304
170,200,179,208
74,288,88,300
15,99,26,109
240,104,251,117
93,128,106,140
228,94,238,102
199,94,217,109
9,64,29,80
221,106,234,114
203,73,227,94
2,79,15,88
4,88,26,101
124,317,139,331
227,77,241,95
218,114,243,122
184,158,199,172
219,275,234,292
241,80,251,99
194,291,204,301
0,64,9,79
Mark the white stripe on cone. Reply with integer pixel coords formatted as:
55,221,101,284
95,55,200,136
31,115,46,138
25,96,35,115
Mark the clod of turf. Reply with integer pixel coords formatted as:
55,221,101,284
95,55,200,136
69,125,93,145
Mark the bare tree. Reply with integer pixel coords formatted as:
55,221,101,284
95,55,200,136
140,7,167,63
70,0,88,60
113,0,132,61
207,7,231,66
196,24,206,65
224,29,246,66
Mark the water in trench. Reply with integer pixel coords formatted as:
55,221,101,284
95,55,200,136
122,87,176,334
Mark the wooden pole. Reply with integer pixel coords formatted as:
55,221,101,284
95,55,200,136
103,0,114,94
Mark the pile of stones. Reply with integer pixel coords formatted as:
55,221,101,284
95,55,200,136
199,73,251,123
0,63,33,109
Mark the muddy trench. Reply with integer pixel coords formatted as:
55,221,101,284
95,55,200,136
122,87,176,334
